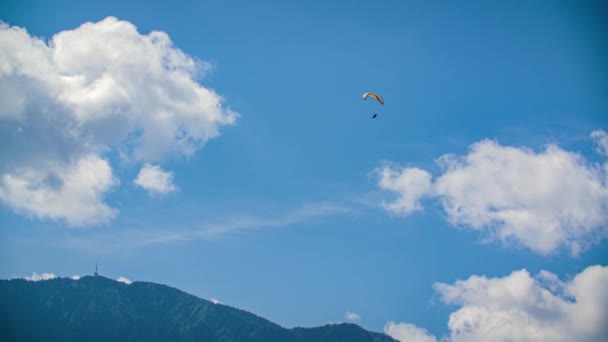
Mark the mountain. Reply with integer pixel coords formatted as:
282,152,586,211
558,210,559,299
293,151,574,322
0,275,396,342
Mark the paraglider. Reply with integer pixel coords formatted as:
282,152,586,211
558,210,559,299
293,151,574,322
362,92,384,105
362,92,383,119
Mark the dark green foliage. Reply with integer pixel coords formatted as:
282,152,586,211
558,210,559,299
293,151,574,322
292,323,396,342
0,276,395,342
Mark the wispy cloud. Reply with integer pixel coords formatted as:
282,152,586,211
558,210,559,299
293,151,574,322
41,201,354,253
195,201,352,239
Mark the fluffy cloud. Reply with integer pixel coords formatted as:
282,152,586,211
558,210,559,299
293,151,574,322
386,265,608,342
116,276,132,285
210,298,220,305
377,166,432,215
24,272,57,281
0,155,118,226
384,322,436,342
435,265,608,342
0,17,236,225
134,163,177,195
345,311,361,322
71,275,81,280
377,131,608,256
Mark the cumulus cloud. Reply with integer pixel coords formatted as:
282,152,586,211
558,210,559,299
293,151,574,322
116,276,132,284
377,131,608,256
386,265,608,342
377,166,432,215
384,322,436,342
0,154,118,226
0,17,236,225
134,163,177,195
434,265,608,342
71,275,80,280
24,272,57,281
345,311,361,322
210,298,220,305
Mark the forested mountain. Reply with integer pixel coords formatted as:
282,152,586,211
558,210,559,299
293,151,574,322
0,276,396,342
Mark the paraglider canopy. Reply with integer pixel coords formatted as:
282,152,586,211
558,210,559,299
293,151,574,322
362,92,384,105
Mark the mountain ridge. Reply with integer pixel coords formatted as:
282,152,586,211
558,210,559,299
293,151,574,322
0,275,396,342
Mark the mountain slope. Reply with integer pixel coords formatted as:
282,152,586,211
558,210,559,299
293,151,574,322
0,276,395,342
292,324,395,342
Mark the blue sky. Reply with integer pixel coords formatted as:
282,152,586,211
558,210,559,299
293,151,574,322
1,0,607,340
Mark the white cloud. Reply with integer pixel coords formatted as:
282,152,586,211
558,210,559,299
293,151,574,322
385,265,608,342
384,322,437,342
378,132,608,256
210,298,220,304
116,276,132,284
24,272,56,281
345,311,361,322
377,166,432,215
433,265,608,342
0,17,237,225
0,154,118,226
71,275,80,280
134,163,177,195
591,129,608,157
